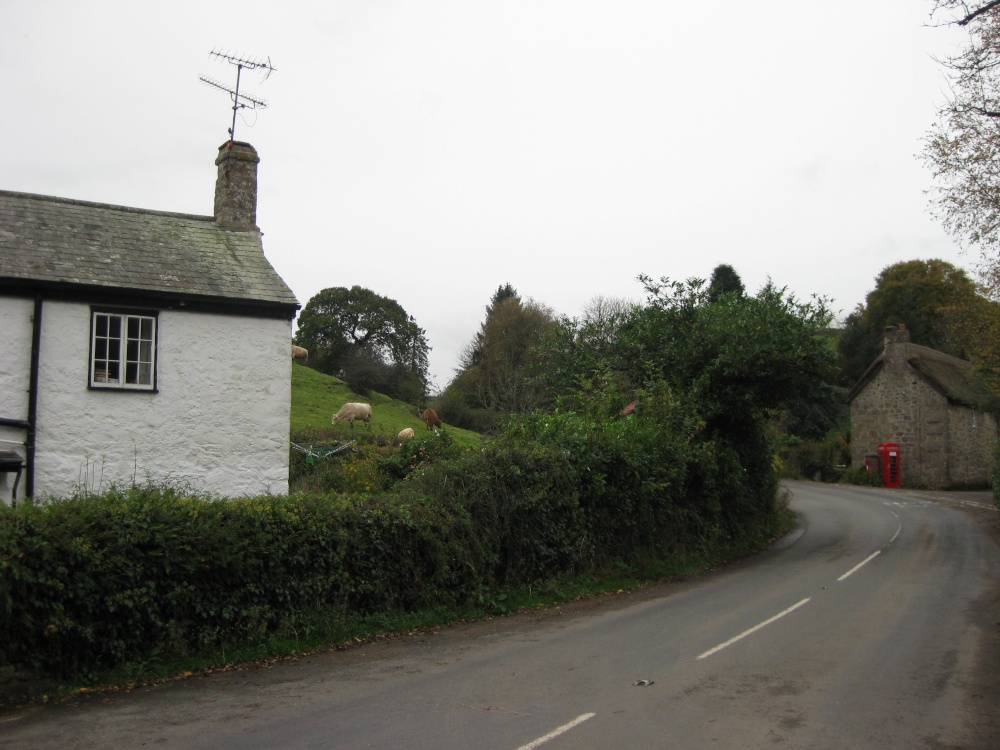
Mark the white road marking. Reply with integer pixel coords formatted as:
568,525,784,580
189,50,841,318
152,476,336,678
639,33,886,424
515,713,596,750
696,598,811,660
837,550,881,581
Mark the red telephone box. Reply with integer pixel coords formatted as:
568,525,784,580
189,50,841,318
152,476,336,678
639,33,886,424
877,442,901,488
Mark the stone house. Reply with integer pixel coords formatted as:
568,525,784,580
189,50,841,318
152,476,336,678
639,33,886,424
848,324,997,488
0,142,299,503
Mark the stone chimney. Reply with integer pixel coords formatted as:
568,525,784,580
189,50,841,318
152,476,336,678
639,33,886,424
883,323,910,372
214,141,259,230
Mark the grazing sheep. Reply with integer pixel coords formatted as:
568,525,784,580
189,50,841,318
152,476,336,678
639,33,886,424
396,427,415,442
291,345,309,363
332,402,372,428
420,408,442,431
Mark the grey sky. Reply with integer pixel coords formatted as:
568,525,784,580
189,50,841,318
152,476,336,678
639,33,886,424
0,1,970,389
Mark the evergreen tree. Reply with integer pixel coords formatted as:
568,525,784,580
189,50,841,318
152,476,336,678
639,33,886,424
707,264,745,302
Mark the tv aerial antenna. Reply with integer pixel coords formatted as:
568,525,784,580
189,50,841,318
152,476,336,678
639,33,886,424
199,50,276,143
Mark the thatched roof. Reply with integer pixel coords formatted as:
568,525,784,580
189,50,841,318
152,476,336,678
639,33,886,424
847,342,992,408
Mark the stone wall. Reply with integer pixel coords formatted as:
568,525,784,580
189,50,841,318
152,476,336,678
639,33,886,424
851,358,996,488
947,405,998,487
213,141,259,230
850,363,949,486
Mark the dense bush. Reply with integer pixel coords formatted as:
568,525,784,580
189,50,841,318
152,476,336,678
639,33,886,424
375,430,462,485
2,277,833,686
838,465,884,487
778,430,851,483
0,485,480,680
1,389,793,683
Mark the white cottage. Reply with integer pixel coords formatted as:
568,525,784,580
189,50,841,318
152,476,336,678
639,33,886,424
0,142,300,503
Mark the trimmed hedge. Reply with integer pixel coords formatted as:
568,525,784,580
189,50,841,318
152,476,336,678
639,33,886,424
1,392,786,682
0,487,480,679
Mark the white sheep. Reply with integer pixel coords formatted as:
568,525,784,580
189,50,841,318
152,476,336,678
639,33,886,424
291,345,309,363
332,402,372,428
396,427,415,441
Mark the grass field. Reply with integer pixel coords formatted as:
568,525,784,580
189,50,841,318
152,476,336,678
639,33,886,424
290,363,482,448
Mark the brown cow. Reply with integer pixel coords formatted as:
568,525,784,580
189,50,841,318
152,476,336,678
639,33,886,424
420,407,442,431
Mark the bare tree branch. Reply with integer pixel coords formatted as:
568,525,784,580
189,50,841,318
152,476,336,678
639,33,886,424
958,0,1000,26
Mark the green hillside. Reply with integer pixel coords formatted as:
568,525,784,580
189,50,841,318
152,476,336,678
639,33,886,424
290,363,481,447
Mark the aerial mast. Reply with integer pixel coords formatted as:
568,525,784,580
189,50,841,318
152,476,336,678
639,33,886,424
199,50,276,143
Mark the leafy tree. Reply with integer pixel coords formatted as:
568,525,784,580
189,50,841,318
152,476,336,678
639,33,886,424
707,264,745,302
443,290,556,430
459,283,520,370
607,275,837,528
535,296,638,403
952,263,1000,405
294,286,430,401
835,307,876,385
623,275,837,433
836,259,980,385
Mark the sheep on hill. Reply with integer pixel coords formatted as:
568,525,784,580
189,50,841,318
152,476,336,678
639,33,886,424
332,402,372,429
291,345,309,363
396,427,415,442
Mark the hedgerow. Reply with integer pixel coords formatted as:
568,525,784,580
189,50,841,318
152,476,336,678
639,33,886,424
1,278,832,688
0,485,479,681
0,393,788,685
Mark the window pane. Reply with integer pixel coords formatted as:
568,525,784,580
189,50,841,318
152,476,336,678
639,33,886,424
91,311,155,389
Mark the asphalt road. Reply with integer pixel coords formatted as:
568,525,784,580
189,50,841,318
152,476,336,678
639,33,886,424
3,481,999,749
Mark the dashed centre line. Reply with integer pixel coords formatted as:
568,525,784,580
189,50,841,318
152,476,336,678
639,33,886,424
837,550,881,581
696,598,812,660
515,713,596,750
698,537,894,660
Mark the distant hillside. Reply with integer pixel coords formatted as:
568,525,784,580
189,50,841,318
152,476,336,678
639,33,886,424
290,363,481,447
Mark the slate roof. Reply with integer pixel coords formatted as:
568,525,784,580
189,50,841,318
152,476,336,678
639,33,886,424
0,190,299,315
847,342,992,408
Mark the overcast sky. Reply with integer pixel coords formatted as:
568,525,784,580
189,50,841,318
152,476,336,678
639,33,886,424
0,1,972,390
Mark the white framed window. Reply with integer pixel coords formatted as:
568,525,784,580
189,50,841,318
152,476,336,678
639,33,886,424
90,310,158,391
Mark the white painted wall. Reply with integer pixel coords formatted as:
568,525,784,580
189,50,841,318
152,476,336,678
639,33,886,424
0,298,293,503
0,297,33,502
